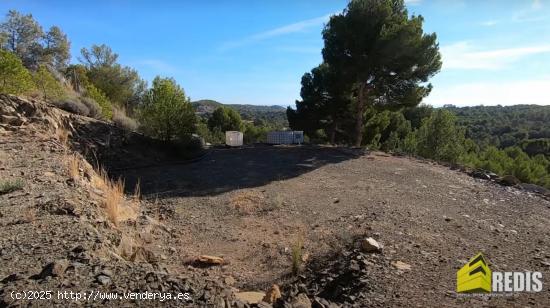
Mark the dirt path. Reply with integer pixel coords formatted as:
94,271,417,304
119,146,550,307
2,95,550,307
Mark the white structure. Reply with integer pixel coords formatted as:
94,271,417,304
267,131,304,145
225,131,243,147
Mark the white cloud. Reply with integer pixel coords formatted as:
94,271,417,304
424,79,550,106
441,41,550,70
220,14,332,50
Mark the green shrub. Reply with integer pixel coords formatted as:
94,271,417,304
208,106,242,132
0,50,33,95
415,110,465,163
32,65,66,101
0,178,24,195
85,84,113,119
138,76,196,141
196,121,224,144
80,97,102,119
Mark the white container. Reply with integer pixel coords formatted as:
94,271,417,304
267,131,303,144
225,131,243,147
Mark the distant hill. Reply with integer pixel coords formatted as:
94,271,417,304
192,99,288,128
444,104,550,154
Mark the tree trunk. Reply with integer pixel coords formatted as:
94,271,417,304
329,120,337,145
354,83,367,147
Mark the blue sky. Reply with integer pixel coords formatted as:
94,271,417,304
1,0,549,106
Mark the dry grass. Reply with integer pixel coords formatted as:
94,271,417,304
91,167,139,227
66,153,80,181
229,190,265,214
23,207,37,224
56,125,69,147
105,177,125,227
291,237,304,275
132,179,141,207
113,108,139,132
265,193,284,212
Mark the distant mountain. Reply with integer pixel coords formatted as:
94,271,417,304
192,100,224,115
192,99,288,128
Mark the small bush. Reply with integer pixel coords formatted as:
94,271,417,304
80,97,102,119
0,179,24,195
291,238,304,275
32,65,66,102
55,99,90,116
113,109,139,132
169,135,204,158
85,84,113,119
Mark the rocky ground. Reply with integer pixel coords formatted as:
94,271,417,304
1,95,550,307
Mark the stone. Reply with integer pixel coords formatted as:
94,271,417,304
471,170,491,180
96,274,111,285
361,237,381,253
392,261,412,271
197,255,224,265
500,175,520,186
224,276,236,285
291,293,312,308
235,291,266,304
0,115,25,126
37,259,69,278
520,183,550,195
262,284,281,304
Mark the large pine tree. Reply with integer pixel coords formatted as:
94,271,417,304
290,0,441,146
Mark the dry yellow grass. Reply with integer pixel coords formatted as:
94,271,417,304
105,177,124,227
56,125,69,147
132,179,141,207
229,190,265,214
24,207,37,224
66,153,80,181
92,167,139,227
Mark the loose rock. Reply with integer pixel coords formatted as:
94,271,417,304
361,237,382,253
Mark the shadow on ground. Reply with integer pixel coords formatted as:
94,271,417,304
115,145,360,198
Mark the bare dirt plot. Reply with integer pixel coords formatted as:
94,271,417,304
122,146,550,307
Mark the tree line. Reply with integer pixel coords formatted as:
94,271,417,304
0,9,277,148
286,0,550,189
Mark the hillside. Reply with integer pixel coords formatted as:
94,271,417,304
192,99,288,127
445,104,550,152
2,95,550,307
